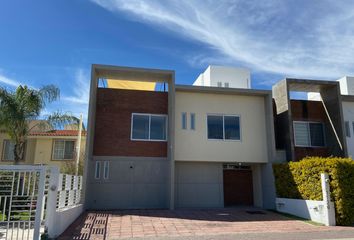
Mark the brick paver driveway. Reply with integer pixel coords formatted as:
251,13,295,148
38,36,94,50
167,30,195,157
58,208,353,240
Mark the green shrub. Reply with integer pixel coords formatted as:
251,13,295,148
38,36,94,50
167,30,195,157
273,157,354,226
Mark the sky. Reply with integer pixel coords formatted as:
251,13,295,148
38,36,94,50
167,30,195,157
1,0,354,124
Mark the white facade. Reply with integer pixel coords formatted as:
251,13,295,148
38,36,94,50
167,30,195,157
336,76,354,158
193,65,251,89
338,76,354,95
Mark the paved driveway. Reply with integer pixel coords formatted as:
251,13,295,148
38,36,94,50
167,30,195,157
58,208,353,240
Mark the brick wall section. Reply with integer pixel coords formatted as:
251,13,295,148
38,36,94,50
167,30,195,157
290,100,330,161
93,88,168,157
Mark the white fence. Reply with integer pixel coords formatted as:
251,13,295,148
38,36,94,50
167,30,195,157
276,173,336,226
0,165,83,240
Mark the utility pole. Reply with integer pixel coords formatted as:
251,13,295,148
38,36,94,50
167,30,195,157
75,113,83,175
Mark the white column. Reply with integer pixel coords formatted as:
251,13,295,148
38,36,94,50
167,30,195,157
321,173,336,226
45,166,60,238
33,166,47,240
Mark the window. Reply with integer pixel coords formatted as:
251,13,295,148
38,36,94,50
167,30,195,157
190,113,196,130
103,161,109,179
224,116,240,140
345,121,351,137
207,115,241,140
181,112,187,129
217,82,222,87
52,140,75,160
224,82,229,88
95,161,101,179
352,122,354,135
2,140,15,161
131,113,167,141
293,121,325,147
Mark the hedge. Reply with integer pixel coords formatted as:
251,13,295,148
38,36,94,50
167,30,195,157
273,157,354,226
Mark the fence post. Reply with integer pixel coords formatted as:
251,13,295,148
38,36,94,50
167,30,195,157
321,173,336,226
33,166,47,240
45,166,60,238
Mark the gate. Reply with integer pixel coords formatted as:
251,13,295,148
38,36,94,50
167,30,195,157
0,165,48,240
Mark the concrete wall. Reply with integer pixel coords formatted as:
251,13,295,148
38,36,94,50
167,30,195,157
49,204,84,238
86,156,169,209
276,198,335,226
174,91,269,163
342,101,354,158
193,66,250,89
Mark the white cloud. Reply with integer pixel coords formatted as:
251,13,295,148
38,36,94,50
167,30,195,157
91,0,354,79
62,69,90,105
0,72,22,87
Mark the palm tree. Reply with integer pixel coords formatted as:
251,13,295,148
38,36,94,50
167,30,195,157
0,85,80,164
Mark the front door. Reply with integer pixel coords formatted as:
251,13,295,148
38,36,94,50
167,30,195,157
223,169,253,206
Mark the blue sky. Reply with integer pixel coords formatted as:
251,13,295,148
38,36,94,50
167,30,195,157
1,0,354,123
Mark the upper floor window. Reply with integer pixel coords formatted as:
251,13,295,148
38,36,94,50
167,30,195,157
293,121,325,147
217,82,222,87
207,115,241,141
190,113,196,130
181,112,187,130
131,113,167,141
2,140,15,161
52,140,75,160
224,82,229,88
345,121,351,137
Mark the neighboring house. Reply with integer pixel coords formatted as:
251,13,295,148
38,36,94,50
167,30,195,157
193,65,251,89
0,123,86,170
84,64,276,210
337,76,354,158
273,79,347,161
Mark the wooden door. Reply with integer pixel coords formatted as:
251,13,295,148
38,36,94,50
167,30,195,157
223,169,253,206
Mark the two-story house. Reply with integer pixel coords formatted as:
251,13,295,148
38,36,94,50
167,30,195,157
84,64,276,210
0,121,86,171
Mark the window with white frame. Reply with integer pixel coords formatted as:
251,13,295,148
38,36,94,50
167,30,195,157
131,113,167,141
181,112,187,130
345,121,351,137
207,115,240,140
2,140,15,161
190,113,196,130
293,121,325,147
103,161,109,179
52,140,75,160
95,161,101,179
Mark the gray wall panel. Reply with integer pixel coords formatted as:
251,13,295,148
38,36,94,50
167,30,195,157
175,162,223,208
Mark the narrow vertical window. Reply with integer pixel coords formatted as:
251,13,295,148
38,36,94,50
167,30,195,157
224,82,229,88
352,122,354,135
103,161,109,179
345,121,351,137
190,113,195,130
182,112,187,129
95,161,101,179
217,82,222,87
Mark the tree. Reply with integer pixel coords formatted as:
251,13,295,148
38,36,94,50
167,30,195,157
0,85,80,164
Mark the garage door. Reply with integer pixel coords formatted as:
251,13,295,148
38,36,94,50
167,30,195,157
223,169,253,206
88,159,169,209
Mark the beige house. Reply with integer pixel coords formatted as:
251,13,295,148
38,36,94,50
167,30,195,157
0,127,86,171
